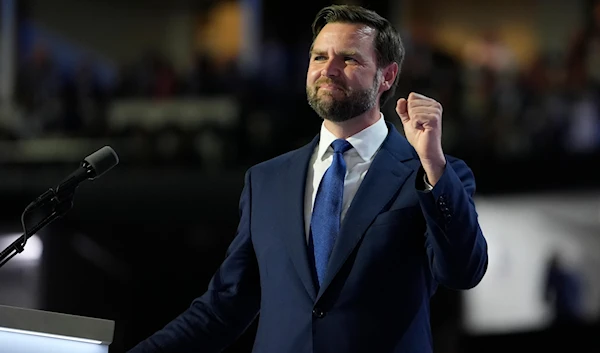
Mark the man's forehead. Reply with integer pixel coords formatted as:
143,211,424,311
312,23,376,51
317,22,376,40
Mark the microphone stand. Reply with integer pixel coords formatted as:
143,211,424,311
0,188,75,269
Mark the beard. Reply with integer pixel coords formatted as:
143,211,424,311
307,73,380,122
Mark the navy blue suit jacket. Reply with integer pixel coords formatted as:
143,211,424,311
129,122,488,353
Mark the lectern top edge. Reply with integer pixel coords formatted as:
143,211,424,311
0,304,115,345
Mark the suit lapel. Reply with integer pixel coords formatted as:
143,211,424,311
316,123,416,300
280,136,319,301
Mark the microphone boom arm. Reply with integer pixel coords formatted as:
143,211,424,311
0,145,118,269
0,189,75,269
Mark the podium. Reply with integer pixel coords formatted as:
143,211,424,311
0,304,114,352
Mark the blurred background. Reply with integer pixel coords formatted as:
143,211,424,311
0,0,599,352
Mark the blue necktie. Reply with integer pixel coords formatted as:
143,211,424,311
310,139,353,287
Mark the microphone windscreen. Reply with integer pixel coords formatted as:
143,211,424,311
84,146,119,179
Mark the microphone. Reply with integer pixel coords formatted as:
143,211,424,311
31,146,120,208
54,146,119,199
0,146,119,269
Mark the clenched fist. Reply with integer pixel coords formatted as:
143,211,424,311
396,92,446,185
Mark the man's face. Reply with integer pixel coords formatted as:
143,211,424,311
306,22,383,122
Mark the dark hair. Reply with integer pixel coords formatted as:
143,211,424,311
311,5,405,107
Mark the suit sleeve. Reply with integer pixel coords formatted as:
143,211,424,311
417,157,488,290
128,170,261,352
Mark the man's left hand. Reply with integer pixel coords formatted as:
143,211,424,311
396,92,446,186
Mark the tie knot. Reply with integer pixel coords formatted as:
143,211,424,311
331,139,352,154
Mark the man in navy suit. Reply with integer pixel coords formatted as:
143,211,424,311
128,4,488,353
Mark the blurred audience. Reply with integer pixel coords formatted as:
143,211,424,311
544,252,585,327
7,7,600,167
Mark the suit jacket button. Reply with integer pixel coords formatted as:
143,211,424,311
312,308,326,318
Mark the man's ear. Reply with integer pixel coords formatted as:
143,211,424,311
380,62,398,92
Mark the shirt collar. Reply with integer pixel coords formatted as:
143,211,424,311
317,113,388,162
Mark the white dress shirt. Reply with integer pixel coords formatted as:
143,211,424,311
304,115,388,239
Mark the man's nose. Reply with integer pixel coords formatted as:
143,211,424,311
321,59,341,77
